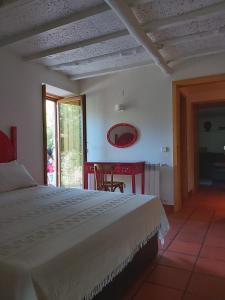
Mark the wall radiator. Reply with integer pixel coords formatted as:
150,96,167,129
145,163,161,198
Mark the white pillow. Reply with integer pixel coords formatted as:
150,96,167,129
0,160,37,192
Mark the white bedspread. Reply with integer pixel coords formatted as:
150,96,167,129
0,186,169,300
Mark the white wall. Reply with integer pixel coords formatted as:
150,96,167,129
80,53,225,205
0,49,79,183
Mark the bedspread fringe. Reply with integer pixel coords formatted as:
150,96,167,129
83,226,160,300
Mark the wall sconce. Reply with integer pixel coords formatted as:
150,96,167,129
114,104,125,112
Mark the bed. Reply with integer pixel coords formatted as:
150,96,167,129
0,127,169,300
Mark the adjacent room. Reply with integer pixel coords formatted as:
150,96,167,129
0,1,225,300
198,105,225,188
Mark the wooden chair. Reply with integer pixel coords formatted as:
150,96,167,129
94,164,124,193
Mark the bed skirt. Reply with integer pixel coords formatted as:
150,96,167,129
93,232,158,300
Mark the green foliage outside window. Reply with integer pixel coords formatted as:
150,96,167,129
59,103,82,187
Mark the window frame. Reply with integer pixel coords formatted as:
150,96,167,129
42,85,87,186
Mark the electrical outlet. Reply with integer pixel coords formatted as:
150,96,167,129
161,146,169,153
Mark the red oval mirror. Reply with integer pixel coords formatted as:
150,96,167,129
107,123,138,148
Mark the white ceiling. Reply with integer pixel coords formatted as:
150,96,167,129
1,0,225,80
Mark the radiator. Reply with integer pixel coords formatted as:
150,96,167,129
145,164,160,198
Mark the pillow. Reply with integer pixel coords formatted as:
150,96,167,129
0,160,37,192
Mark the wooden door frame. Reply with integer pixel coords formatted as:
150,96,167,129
42,85,48,185
42,87,63,185
173,74,225,211
81,94,87,163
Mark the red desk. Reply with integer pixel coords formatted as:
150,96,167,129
84,161,145,194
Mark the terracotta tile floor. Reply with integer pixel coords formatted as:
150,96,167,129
123,188,225,300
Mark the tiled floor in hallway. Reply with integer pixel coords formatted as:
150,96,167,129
124,188,225,300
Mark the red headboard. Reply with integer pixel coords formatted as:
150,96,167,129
0,127,17,163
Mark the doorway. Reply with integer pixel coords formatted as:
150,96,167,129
173,74,225,211
42,84,87,188
198,105,225,189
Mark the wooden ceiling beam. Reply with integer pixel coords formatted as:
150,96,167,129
104,0,171,74
144,1,225,32
50,46,145,70
158,27,225,47
68,45,225,80
70,60,153,80
50,26,225,69
0,3,109,47
23,30,128,61
22,1,225,62
172,47,225,65
126,0,153,5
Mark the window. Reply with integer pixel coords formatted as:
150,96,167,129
42,86,86,188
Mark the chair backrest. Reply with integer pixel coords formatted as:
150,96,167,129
94,164,114,191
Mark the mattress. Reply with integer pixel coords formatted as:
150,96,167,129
0,186,169,300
